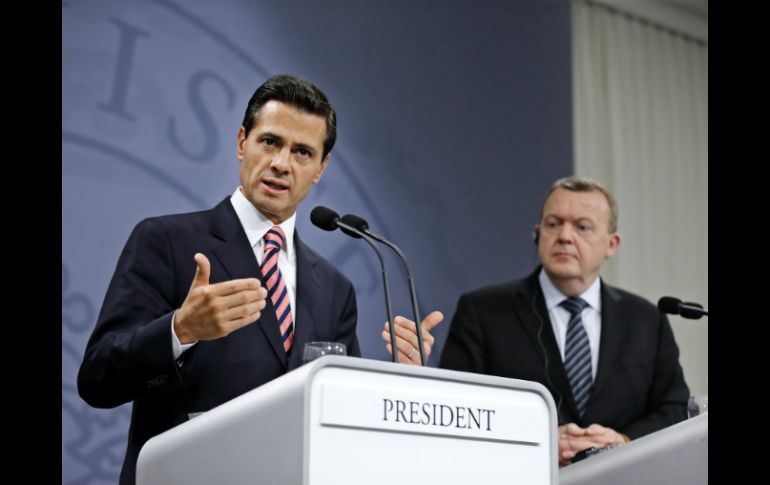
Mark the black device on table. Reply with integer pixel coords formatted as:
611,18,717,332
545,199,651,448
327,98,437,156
571,444,618,464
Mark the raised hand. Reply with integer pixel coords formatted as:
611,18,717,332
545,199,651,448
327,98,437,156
174,253,268,343
382,311,444,364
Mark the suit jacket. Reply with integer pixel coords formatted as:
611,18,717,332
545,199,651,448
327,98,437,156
77,198,360,485
439,268,688,439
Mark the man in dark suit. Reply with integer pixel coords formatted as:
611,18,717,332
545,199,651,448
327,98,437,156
384,176,690,466
78,74,360,485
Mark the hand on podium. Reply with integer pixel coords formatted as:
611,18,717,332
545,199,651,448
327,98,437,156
558,422,630,467
381,311,444,364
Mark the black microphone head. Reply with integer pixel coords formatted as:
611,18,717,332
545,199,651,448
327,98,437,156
337,214,365,239
679,301,705,319
338,225,362,239
657,296,682,315
310,206,340,231
341,214,369,232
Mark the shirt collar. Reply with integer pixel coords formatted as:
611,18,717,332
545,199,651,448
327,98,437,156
230,187,295,256
538,268,602,313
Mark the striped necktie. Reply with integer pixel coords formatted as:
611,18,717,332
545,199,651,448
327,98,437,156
561,297,592,417
261,226,294,353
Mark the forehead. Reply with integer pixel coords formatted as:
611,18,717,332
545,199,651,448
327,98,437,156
542,188,611,221
252,100,327,148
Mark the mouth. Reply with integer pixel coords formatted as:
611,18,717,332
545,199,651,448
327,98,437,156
261,178,289,194
553,252,577,261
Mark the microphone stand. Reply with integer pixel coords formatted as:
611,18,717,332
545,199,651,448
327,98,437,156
359,228,426,366
336,220,399,363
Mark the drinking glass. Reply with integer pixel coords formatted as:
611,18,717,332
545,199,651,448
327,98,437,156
687,394,708,418
302,341,347,364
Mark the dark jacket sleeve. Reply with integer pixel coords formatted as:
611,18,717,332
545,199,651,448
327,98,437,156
77,218,185,408
622,312,690,438
439,293,488,374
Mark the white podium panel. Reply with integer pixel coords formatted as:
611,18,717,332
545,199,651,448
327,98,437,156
560,413,708,485
137,356,558,485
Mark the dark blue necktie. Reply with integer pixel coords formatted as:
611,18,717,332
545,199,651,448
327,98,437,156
561,297,592,417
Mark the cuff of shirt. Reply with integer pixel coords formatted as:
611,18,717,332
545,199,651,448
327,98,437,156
171,311,197,360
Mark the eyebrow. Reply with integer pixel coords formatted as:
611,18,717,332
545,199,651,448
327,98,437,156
294,143,316,154
259,131,318,154
259,131,284,142
544,215,597,224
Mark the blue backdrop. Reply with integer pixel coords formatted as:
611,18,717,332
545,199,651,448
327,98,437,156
62,0,571,482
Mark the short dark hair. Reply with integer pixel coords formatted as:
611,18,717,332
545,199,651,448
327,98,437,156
541,176,619,233
241,74,337,159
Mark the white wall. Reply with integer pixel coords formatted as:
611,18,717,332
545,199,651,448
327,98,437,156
572,0,708,394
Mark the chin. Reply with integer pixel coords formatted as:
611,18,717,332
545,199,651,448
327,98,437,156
544,264,580,279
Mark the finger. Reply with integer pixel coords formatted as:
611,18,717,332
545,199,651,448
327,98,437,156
217,288,268,309
393,312,443,333
585,424,606,435
394,318,435,358
381,329,392,345
385,342,392,355
207,277,263,297
391,316,416,330
190,253,211,290
223,299,267,322
565,423,586,435
385,342,417,364
384,320,418,345
381,330,416,354
223,308,263,332
421,311,444,332
392,324,419,346
382,329,427,359
383,321,426,362
391,316,436,343
392,317,435,346
394,335,417,362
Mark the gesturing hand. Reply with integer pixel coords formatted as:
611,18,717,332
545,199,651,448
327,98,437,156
382,311,444,364
174,253,268,343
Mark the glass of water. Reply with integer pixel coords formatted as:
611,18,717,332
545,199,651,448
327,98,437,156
687,394,708,418
302,341,347,364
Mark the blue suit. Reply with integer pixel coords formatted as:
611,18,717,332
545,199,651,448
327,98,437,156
78,198,360,485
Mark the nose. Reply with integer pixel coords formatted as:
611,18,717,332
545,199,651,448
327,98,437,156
557,223,575,243
269,148,290,173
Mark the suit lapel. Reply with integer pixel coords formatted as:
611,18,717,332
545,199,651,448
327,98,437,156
208,199,287,367
288,233,320,369
513,271,576,421
590,282,629,404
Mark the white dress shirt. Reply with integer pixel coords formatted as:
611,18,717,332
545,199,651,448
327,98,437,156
171,187,298,359
538,268,602,380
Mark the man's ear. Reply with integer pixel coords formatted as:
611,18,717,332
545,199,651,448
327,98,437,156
605,233,621,259
236,126,247,161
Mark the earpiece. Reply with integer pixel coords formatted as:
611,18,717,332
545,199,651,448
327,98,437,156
533,226,540,246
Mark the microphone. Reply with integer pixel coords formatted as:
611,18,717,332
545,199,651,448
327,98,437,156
309,205,339,231
657,296,709,319
341,214,427,366
310,206,400,363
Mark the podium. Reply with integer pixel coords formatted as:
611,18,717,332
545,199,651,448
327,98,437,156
560,413,708,485
136,356,558,485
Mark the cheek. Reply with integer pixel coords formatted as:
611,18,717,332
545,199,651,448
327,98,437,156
242,157,264,175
